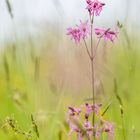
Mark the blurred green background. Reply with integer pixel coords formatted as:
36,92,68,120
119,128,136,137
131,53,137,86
0,0,140,140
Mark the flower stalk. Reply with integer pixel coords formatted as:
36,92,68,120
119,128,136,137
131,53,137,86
66,0,119,139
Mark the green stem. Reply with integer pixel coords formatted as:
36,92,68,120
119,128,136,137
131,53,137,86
90,15,95,128
83,39,91,59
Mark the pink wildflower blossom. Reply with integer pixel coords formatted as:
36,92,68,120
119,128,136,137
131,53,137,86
68,106,81,116
85,103,93,116
95,28,118,42
94,124,101,140
67,105,115,140
83,121,93,138
85,103,101,117
103,122,114,140
67,20,90,44
93,104,101,116
67,107,82,138
86,0,105,16
77,20,91,39
76,133,84,140
67,107,81,127
69,121,80,135
67,28,81,44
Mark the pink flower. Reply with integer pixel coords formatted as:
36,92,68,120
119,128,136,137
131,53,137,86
68,106,81,116
86,0,92,5
93,104,101,116
95,28,118,42
67,107,82,138
67,107,81,126
69,121,80,134
67,105,115,140
76,133,84,140
94,124,101,140
77,20,91,39
85,103,101,117
67,27,81,44
67,20,91,44
103,122,114,140
86,0,105,16
85,103,93,116
83,121,93,138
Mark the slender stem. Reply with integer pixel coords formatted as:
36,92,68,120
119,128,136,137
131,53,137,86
90,15,95,127
93,38,101,60
90,18,94,60
91,57,95,126
93,28,111,61
83,39,91,59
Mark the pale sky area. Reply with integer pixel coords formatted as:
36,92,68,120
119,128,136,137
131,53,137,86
0,0,139,42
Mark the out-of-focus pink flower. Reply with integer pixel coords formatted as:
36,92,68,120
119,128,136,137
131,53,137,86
94,124,101,140
78,20,91,39
93,104,101,116
67,105,115,140
67,28,81,44
103,122,114,140
69,121,79,134
95,28,118,42
85,103,101,117
85,103,93,116
67,107,81,126
86,0,105,16
77,133,84,140
68,106,81,117
68,120,83,140
67,107,82,139
84,121,93,138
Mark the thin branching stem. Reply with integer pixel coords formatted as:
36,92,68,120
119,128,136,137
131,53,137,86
93,37,101,60
83,39,91,59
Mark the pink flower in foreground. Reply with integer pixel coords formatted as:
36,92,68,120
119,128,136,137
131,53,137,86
78,20,91,39
95,28,118,42
69,121,80,135
83,121,93,138
67,105,115,140
85,103,93,116
93,104,101,116
94,124,101,140
85,103,101,117
68,106,81,116
86,0,105,16
67,107,82,138
67,28,81,44
103,122,114,140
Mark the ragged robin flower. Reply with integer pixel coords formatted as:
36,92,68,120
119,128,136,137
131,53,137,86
77,20,91,39
67,20,91,44
86,0,105,16
67,27,81,44
67,104,115,140
95,28,118,42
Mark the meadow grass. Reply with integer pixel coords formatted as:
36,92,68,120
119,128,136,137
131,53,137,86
0,33,140,140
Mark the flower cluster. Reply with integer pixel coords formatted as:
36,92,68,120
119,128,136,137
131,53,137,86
67,20,90,44
86,0,105,16
67,0,118,44
67,104,114,140
95,28,118,42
